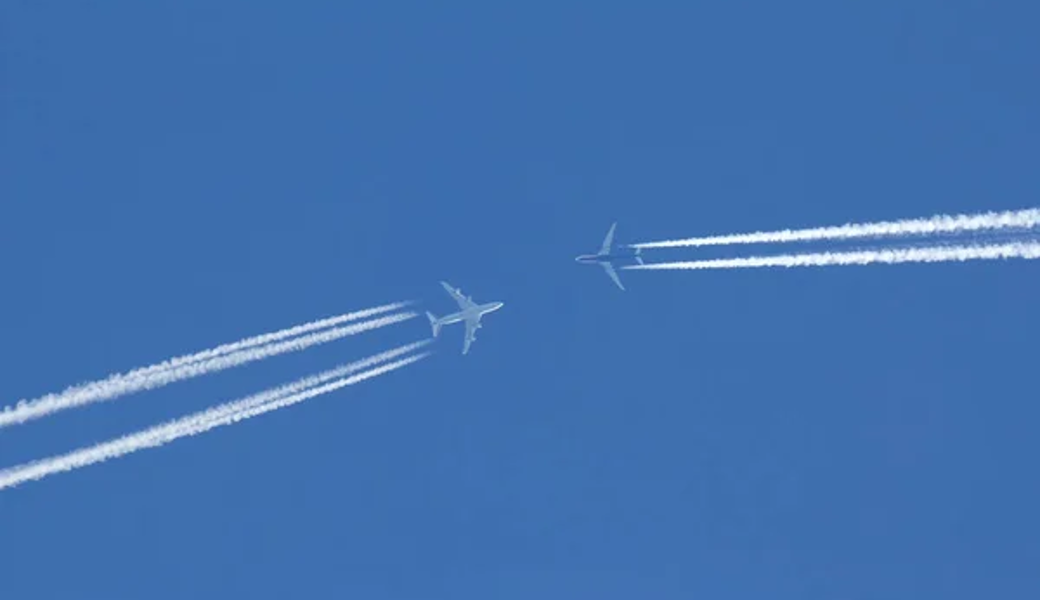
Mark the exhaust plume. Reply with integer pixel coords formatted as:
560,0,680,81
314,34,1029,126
630,208,1040,249
0,342,431,491
0,311,416,428
137,301,408,375
624,241,1040,271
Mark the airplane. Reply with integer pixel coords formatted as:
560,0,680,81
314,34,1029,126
574,222,643,290
425,281,504,355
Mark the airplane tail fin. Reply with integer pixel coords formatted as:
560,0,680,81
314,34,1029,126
634,246,644,265
426,311,441,337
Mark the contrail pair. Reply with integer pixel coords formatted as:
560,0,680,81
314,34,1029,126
625,208,1040,271
626,240,1040,271
0,302,415,428
629,207,1040,249
0,341,431,490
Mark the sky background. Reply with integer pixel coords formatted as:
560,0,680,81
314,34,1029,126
2,1,1039,598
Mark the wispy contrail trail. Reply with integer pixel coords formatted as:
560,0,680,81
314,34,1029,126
624,241,1040,271
0,301,405,424
630,208,1040,249
0,311,417,429
0,342,431,491
135,301,408,376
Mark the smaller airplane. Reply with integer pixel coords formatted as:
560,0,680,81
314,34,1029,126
575,222,643,290
426,281,504,355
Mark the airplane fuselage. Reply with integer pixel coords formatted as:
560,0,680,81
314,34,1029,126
575,251,638,264
435,301,504,325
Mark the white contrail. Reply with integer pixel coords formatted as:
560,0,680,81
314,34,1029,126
0,301,406,421
0,342,431,491
134,301,408,375
624,240,1040,271
630,208,1040,249
0,311,417,428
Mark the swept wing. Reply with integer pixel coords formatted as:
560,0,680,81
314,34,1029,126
599,222,617,255
600,262,625,290
440,281,476,310
462,316,480,354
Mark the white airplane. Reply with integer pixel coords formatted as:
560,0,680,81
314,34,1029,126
425,281,504,355
575,222,643,290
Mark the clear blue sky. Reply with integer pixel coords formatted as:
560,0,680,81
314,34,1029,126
2,2,1039,598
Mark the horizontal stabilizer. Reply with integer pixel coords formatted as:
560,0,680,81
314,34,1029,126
425,311,441,337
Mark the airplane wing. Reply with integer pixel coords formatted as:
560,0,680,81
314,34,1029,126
462,316,478,354
600,262,625,291
440,281,476,310
599,222,617,255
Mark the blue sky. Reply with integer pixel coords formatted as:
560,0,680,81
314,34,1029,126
2,1,1039,597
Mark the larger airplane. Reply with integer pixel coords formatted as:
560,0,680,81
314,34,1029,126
575,222,643,290
426,281,504,355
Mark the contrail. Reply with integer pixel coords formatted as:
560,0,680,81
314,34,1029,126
0,311,417,428
0,342,431,491
133,301,409,375
630,207,1040,249
624,240,1040,271
0,301,406,422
